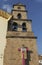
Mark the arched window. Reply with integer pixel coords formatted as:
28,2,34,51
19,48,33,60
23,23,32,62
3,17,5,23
17,13,21,19
12,22,18,31
22,23,27,32
18,7,21,9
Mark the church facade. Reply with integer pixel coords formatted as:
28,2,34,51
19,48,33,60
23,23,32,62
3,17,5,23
0,3,39,65
0,10,11,65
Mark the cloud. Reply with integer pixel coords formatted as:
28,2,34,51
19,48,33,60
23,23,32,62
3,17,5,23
35,0,42,2
2,4,12,13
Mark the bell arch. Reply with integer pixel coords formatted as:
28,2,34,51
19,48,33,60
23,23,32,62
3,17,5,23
22,22,27,32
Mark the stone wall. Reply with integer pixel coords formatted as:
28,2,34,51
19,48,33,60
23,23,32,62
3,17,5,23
3,36,39,65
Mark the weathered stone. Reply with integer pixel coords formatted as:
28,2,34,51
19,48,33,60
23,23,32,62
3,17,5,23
3,3,39,65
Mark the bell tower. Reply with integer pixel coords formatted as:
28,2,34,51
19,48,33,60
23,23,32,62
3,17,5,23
3,3,39,65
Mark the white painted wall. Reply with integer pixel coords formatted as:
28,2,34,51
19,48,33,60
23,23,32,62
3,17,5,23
39,60,42,64
0,16,8,65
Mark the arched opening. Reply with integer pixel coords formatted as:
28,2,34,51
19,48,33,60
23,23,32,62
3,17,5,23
18,7,21,9
12,22,18,31
22,23,27,32
17,13,21,19
8,20,13,31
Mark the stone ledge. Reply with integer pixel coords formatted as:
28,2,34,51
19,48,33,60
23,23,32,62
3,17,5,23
0,9,12,19
6,36,37,39
6,31,37,39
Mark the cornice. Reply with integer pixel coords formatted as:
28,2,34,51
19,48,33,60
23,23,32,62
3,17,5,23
0,9,12,19
13,4,26,7
12,18,32,22
12,10,28,12
6,36,37,39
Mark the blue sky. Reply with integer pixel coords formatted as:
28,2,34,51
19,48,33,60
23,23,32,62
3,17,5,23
0,0,42,55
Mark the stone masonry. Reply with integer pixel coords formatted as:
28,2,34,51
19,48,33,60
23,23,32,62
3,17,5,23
3,3,39,65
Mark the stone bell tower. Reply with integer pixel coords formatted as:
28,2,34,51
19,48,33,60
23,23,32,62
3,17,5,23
3,3,39,65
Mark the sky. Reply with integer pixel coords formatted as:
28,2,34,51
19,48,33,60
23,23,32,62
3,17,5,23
0,0,42,55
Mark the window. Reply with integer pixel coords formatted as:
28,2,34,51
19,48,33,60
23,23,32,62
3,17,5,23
12,22,18,31
22,23,27,32
17,13,21,19
18,7,21,9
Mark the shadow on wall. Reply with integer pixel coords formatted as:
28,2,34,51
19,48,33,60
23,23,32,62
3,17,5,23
25,50,33,65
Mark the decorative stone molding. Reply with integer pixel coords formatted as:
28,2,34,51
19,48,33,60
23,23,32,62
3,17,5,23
0,9,12,19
